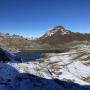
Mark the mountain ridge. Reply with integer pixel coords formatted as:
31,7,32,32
38,26,90,44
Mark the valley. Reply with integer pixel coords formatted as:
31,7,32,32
0,26,90,90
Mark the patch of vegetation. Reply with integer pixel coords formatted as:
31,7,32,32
81,76,90,82
42,53,49,59
84,56,90,60
0,54,10,62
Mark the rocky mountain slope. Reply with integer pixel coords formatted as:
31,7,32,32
0,32,41,51
38,26,90,44
0,42,90,90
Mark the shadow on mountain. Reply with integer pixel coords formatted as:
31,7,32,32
0,48,22,63
0,63,90,90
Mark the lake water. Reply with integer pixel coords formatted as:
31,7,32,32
16,51,44,62
16,50,65,62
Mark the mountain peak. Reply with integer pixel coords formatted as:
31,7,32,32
53,26,65,29
53,26,70,35
43,26,70,38
38,25,90,44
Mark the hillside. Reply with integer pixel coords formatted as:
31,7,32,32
0,42,90,90
38,26,90,45
0,30,90,90
0,32,41,52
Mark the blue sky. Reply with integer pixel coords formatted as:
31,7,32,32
0,0,90,37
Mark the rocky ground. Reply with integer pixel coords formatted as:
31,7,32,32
0,43,90,90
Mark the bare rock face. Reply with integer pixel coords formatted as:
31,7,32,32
38,26,90,44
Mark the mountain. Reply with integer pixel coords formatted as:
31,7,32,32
38,26,90,45
0,27,90,90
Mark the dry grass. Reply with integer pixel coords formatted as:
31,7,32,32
72,52,86,60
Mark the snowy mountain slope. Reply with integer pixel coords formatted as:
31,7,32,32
0,44,90,90
43,26,70,38
0,62,90,90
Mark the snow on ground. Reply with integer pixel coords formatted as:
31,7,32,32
0,44,90,90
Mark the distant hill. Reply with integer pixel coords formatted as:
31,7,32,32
38,26,90,45
0,32,37,51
